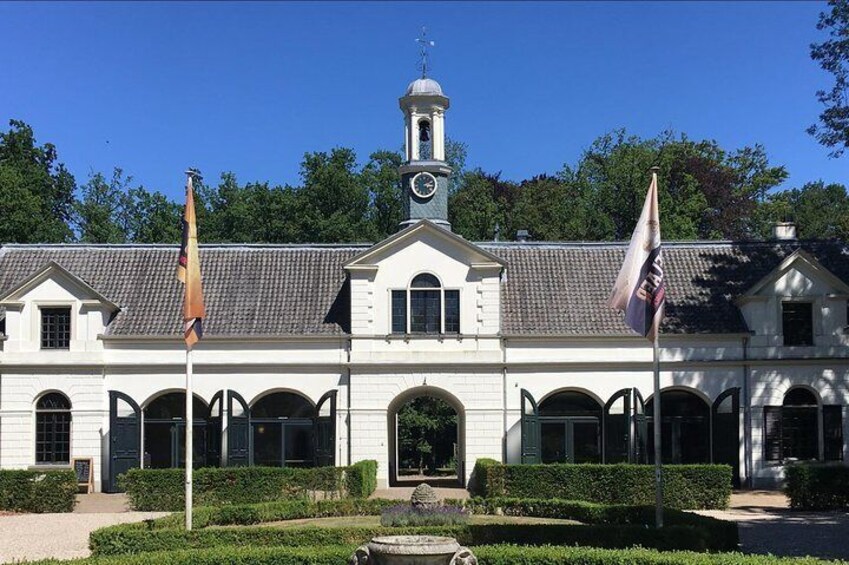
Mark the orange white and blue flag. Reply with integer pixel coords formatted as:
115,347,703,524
177,174,205,349
608,170,666,341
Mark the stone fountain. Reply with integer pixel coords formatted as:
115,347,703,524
348,484,478,565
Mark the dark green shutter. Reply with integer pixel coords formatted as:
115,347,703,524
520,389,540,464
108,391,141,492
763,406,782,462
712,388,740,487
824,405,843,461
633,389,648,464
207,391,223,467
314,390,337,467
227,391,251,466
603,388,631,463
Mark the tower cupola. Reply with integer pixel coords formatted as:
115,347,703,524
398,28,452,230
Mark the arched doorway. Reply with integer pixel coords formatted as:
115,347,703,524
143,392,209,469
539,390,603,464
646,389,710,464
250,391,315,468
388,388,464,487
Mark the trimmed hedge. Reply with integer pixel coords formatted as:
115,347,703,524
785,463,849,510
480,463,732,509
346,459,378,498
32,544,840,565
90,497,737,556
0,469,77,513
120,462,378,511
470,458,500,497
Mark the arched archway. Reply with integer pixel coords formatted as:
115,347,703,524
388,387,465,487
142,392,209,469
646,388,710,464
538,389,603,464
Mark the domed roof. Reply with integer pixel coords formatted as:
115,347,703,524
405,77,444,96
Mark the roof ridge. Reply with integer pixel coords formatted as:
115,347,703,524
0,243,373,250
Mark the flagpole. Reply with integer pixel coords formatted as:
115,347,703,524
185,346,193,530
650,165,663,529
652,331,663,528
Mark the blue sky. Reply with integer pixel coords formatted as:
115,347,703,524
0,1,843,200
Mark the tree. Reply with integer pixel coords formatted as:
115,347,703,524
0,120,76,242
449,170,518,241
74,168,131,243
769,181,849,239
362,150,404,239
125,186,182,243
397,396,458,475
809,0,849,156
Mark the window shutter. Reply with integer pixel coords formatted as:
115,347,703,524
763,406,782,462
823,405,843,462
391,291,406,334
520,389,540,464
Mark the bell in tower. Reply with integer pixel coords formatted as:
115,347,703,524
398,28,452,231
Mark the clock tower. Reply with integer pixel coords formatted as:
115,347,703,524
398,75,451,230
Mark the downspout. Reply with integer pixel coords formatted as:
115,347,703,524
502,336,508,463
742,335,753,489
346,336,352,467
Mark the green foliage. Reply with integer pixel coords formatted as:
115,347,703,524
0,120,75,243
345,460,378,498
809,0,849,156
785,463,849,510
0,469,77,513
120,464,377,511
470,458,501,497
479,463,732,510
398,396,458,474
380,504,470,527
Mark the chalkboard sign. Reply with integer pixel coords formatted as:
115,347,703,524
72,458,93,493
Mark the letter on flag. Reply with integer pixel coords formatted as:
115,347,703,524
608,171,666,341
177,174,205,349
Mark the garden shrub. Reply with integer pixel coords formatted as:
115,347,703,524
380,504,469,526
480,463,732,509
45,543,840,565
470,458,500,497
120,462,378,511
785,463,849,510
345,460,378,498
0,469,77,513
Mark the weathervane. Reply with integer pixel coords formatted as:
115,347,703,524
416,26,435,78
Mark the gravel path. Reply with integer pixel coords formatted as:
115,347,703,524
0,511,168,563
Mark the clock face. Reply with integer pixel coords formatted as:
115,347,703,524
411,172,437,199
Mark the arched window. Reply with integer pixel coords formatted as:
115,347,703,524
539,391,602,464
418,119,432,160
35,393,71,464
764,387,845,463
646,390,710,464
251,392,315,468
143,393,209,469
391,273,460,335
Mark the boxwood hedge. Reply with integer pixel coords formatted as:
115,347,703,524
119,461,378,511
89,497,737,556
0,469,77,513
785,463,849,510
478,463,732,509
32,544,841,565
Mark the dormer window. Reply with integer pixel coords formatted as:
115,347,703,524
41,307,71,349
782,302,813,346
391,273,460,335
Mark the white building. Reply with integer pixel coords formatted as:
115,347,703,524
0,76,846,492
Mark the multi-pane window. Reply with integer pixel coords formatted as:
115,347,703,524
41,307,71,349
782,302,813,346
35,393,71,464
764,387,843,462
390,273,460,335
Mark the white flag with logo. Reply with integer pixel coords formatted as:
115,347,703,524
608,172,666,341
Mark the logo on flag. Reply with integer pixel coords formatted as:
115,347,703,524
608,171,666,341
177,173,205,349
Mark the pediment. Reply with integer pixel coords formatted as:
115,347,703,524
738,249,849,301
343,220,505,273
0,261,120,310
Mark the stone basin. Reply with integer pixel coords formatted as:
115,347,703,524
349,535,477,565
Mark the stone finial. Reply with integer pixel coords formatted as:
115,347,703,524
411,483,440,510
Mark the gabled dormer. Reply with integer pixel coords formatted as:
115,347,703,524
0,261,119,354
736,249,849,348
344,220,505,338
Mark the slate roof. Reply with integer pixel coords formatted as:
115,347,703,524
1,239,847,337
